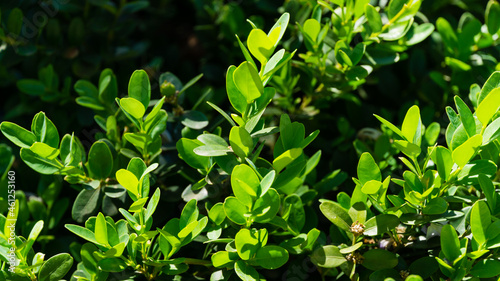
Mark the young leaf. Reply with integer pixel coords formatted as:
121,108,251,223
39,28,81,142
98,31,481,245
31,112,60,148
145,188,160,223
233,62,263,103
95,213,108,246
231,164,260,207
357,152,381,185
476,88,500,126
116,169,139,197
273,148,302,173
471,200,491,245
401,105,422,144
247,29,274,64
226,65,247,114
452,134,482,168
454,96,476,137
128,69,151,109
229,126,254,159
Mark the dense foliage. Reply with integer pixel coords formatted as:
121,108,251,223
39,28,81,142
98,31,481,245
2,0,500,280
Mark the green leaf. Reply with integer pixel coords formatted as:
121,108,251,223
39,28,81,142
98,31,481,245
31,112,59,148
374,114,404,139
75,80,98,98
194,145,231,156
0,122,37,148
38,253,73,281
430,146,453,181
319,200,352,232
234,260,259,281
268,12,289,47
273,148,303,173
362,249,398,270
211,251,235,268
7,8,23,35
255,245,289,269
224,196,248,225
247,28,274,64
20,148,61,174
436,17,458,55
423,197,448,215
120,97,146,120
179,73,203,95
128,69,151,109
476,88,500,126
408,257,439,279
229,126,254,159
339,242,363,254
235,228,266,260
260,170,275,197
30,142,59,160
402,105,422,144
21,220,44,257
357,152,381,185
471,200,491,245
361,180,382,195
394,140,421,158
440,224,461,262
88,141,113,179
486,0,500,35
72,187,101,223
180,199,199,229
116,169,139,197
478,71,500,105
365,4,382,33
303,19,320,42
209,203,226,225
231,164,260,208
233,62,263,103
470,259,500,278
226,65,247,114
405,23,435,46
454,96,476,137
129,197,148,213
311,245,346,268
18,79,45,96
387,0,406,19
95,213,108,246
145,188,160,223
181,111,209,130
98,258,128,272
452,134,482,168
363,214,399,236
253,188,280,223
176,138,210,170
483,116,500,145
478,174,497,213
98,69,118,104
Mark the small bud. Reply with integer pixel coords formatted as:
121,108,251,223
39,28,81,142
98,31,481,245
400,270,410,280
346,252,364,264
350,221,365,236
160,81,176,97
